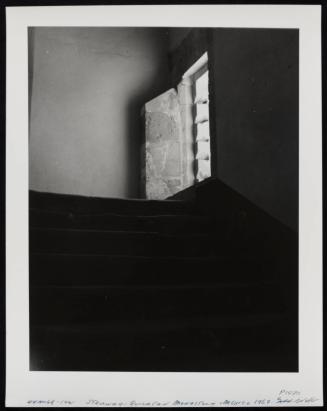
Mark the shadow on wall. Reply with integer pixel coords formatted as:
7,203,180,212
210,28,299,231
28,27,171,199
169,27,299,231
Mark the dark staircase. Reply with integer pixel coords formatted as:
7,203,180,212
29,186,298,372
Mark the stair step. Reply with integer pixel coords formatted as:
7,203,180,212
30,190,197,215
30,282,284,326
30,228,213,257
30,253,268,286
30,312,287,337
30,209,212,234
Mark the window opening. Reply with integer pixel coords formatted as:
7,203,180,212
183,52,211,183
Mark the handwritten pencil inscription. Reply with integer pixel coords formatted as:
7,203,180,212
26,390,321,407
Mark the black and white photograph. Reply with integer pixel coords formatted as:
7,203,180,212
28,25,299,373
5,4,323,407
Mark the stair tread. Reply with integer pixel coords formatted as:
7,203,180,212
30,251,273,265
31,227,210,237
30,252,270,286
30,279,276,291
31,311,288,333
30,210,212,233
30,208,208,220
30,190,192,205
30,252,223,261
30,190,198,215
30,228,214,257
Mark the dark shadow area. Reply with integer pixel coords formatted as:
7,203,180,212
29,177,298,372
169,27,299,231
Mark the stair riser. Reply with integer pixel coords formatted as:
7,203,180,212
30,211,212,234
30,254,266,286
30,229,213,257
30,284,284,325
30,191,197,216
30,323,288,349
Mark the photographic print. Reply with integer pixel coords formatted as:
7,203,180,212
28,26,299,373
5,4,323,407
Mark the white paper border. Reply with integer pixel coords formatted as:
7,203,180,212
6,5,323,407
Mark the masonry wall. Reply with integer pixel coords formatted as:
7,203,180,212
29,27,170,198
